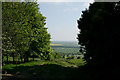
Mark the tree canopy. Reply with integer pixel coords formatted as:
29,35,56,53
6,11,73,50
2,2,54,63
77,2,120,67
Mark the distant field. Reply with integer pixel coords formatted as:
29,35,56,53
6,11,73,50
50,41,81,55
50,43,63,46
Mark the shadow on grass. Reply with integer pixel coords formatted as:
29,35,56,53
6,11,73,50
4,60,39,64
2,63,120,80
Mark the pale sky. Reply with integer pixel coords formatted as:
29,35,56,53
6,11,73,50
37,0,94,2
38,2,93,41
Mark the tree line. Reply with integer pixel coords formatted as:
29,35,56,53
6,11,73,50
2,2,55,64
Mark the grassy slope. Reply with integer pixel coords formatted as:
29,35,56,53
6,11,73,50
4,59,111,80
2,59,86,79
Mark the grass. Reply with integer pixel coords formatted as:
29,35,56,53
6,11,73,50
66,59,86,66
3,58,116,80
3,59,85,71
2,58,86,79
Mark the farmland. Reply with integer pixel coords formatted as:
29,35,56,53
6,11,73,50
50,41,81,55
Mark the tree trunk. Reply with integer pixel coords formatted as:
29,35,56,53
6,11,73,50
20,56,23,62
12,52,15,63
20,53,23,62
26,56,29,62
24,58,25,62
24,57,28,62
24,51,30,62
2,55,5,65
17,57,19,63
33,57,34,61
6,54,8,63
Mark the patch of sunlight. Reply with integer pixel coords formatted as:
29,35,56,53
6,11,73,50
50,44,63,46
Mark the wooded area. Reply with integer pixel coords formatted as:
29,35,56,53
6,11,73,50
2,2,54,64
2,1,120,80
78,2,120,67
77,2,120,79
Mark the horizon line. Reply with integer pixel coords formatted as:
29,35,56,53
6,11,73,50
50,40,78,41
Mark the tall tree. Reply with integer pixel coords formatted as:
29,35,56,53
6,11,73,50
2,2,54,63
77,2,120,67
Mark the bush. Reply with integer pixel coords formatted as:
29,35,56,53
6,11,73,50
54,53,61,59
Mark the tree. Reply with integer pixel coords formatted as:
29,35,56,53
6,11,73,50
77,2,120,67
2,2,54,63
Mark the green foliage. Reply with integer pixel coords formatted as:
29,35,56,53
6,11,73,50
2,2,53,63
77,2,120,67
54,53,61,59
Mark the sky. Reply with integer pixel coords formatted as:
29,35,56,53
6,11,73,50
38,1,93,41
